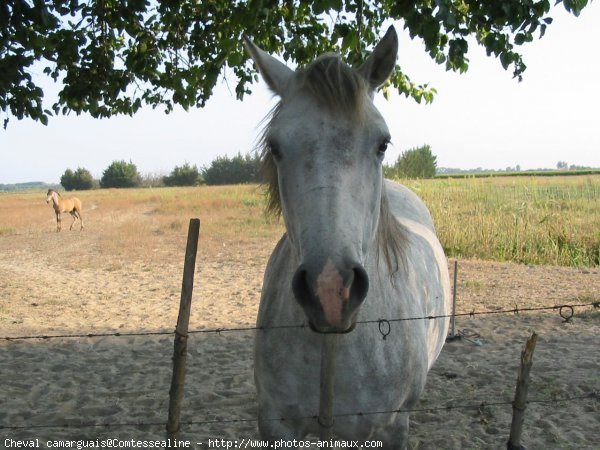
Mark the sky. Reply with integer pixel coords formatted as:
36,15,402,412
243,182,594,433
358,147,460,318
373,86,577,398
1,3,599,185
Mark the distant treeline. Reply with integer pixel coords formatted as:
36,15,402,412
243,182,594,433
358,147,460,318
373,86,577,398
436,169,600,179
26,153,261,191
3,150,598,192
0,181,59,192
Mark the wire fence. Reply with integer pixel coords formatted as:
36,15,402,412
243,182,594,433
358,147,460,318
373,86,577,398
1,299,598,434
2,301,598,342
0,393,597,431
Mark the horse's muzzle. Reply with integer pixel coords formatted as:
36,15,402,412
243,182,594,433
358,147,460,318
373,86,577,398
292,260,369,333
308,320,357,334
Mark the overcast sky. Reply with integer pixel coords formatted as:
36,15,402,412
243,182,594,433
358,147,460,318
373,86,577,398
1,3,599,184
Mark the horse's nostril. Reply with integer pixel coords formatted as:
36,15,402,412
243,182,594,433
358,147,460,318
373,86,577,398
350,265,369,305
291,266,312,306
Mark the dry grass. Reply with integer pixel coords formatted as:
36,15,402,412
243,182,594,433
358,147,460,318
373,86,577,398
1,175,598,268
0,185,283,267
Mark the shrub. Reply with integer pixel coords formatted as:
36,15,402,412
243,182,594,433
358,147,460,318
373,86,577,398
100,160,141,188
60,169,75,190
202,152,261,185
60,167,94,190
386,144,438,179
163,163,201,186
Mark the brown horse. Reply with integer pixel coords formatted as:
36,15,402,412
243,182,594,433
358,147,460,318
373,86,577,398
46,189,84,232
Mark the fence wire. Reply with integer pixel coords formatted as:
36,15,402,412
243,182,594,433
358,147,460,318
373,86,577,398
1,301,598,434
2,301,597,341
0,392,597,431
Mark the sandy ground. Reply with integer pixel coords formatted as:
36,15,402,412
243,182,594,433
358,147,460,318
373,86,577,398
0,220,598,449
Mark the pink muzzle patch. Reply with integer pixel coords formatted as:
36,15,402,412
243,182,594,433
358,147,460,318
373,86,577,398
315,259,350,327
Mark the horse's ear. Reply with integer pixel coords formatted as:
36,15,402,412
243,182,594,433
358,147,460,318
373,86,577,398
244,36,294,96
358,26,398,90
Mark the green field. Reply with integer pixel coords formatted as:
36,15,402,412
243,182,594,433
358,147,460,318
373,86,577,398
400,175,599,267
435,169,600,179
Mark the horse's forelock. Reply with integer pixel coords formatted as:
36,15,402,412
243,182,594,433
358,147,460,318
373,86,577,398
299,54,369,122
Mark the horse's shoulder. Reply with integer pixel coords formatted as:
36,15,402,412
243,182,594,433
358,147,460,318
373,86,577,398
384,179,435,231
264,233,292,281
270,232,290,257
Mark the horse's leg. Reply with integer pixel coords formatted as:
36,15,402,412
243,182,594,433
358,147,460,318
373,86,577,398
56,212,61,232
77,209,84,230
69,211,77,230
256,398,307,444
258,412,303,445
378,412,409,450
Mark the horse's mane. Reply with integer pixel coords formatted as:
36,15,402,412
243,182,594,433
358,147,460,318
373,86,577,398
48,189,61,197
258,55,407,274
299,54,370,122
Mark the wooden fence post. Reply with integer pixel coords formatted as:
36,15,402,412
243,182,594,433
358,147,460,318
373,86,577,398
166,218,201,439
507,332,538,450
319,334,339,440
447,260,460,342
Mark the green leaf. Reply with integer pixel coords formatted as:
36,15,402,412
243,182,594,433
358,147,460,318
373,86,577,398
514,33,526,45
0,0,591,126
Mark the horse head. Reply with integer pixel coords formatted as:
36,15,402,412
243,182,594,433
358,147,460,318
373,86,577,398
46,189,55,204
246,28,399,333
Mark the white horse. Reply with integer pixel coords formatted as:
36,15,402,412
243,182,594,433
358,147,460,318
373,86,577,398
245,27,451,448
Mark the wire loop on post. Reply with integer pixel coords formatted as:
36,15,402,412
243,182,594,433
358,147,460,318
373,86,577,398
559,305,574,322
378,319,391,340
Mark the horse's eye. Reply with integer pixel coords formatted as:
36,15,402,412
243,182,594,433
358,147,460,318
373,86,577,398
268,141,282,161
377,139,390,155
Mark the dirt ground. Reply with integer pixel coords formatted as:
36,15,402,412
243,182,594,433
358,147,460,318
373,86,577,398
0,213,598,449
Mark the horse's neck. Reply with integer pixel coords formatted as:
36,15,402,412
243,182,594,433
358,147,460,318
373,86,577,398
52,193,61,210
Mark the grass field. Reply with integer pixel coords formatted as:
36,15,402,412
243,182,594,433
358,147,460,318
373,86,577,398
400,175,600,267
1,174,598,267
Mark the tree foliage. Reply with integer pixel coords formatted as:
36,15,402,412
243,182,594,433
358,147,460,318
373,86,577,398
202,152,261,185
386,144,438,179
100,160,141,188
163,162,200,186
60,166,94,190
1,1,589,127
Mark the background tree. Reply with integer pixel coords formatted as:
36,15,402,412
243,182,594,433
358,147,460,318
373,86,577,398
202,152,261,185
60,169,75,191
61,166,94,190
163,162,201,187
1,1,590,127
387,144,438,179
100,160,141,188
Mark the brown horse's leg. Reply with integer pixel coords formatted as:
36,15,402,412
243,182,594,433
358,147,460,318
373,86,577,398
70,211,77,230
56,213,61,232
71,209,83,230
